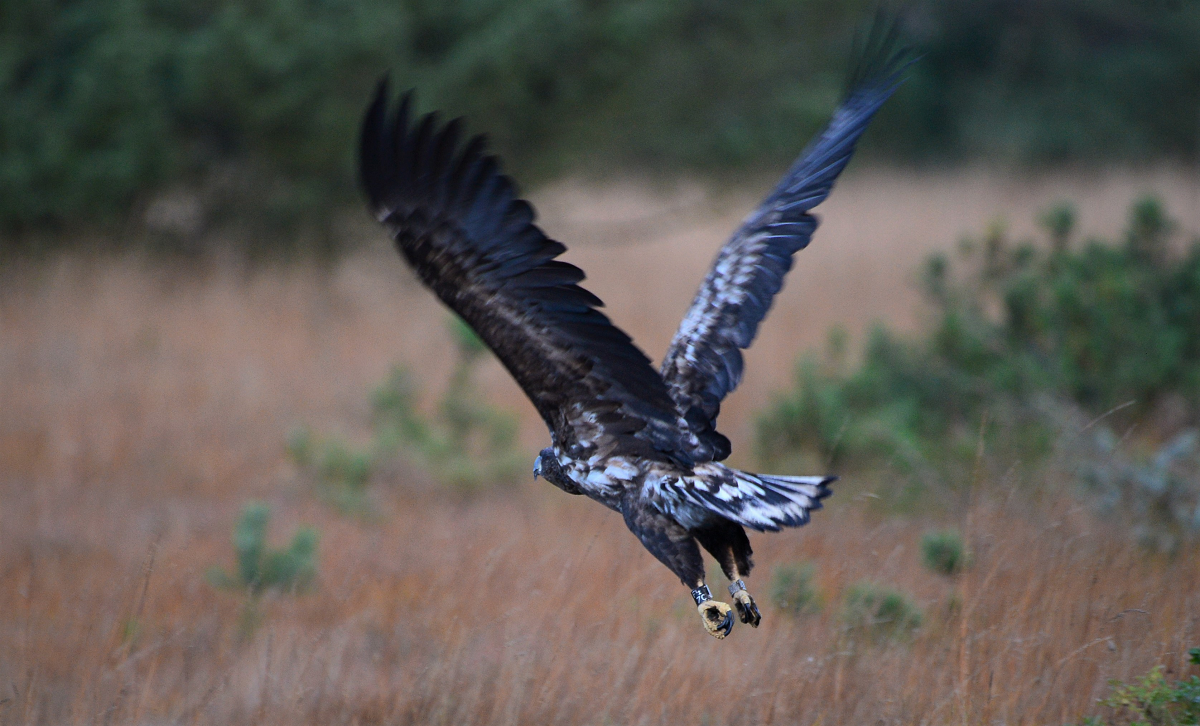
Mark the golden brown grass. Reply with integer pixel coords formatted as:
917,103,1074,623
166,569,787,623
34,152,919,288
2,169,1199,725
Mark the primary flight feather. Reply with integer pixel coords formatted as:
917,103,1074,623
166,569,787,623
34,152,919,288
359,26,909,639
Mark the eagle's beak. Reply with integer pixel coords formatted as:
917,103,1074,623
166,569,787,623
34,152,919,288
533,454,542,480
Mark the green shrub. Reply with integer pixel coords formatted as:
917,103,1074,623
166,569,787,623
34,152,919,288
286,426,373,512
1039,201,1077,254
757,197,1200,533
207,502,318,596
921,529,969,576
1077,661,1200,725
7,1,1200,241
769,562,822,616
290,315,524,500
842,581,922,643
285,426,314,468
371,317,524,491
316,437,374,508
1,0,860,239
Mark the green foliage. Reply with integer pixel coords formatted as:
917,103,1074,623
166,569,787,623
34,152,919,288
1040,201,1077,254
290,315,523,501
286,426,373,512
315,439,372,501
207,502,319,596
757,197,1200,536
769,562,822,616
1076,662,1200,726
285,426,313,468
921,529,969,576
0,0,860,239
372,317,524,491
842,581,922,642
899,2,1200,165
5,1,1200,240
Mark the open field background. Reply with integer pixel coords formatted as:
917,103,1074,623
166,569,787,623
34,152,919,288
3,168,1200,725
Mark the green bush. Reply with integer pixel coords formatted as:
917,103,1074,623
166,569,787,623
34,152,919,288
5,1,1200,241
290,315,524,500
372,317,524,490
921,529,969,576
1074,650,1200,726
757,197,1200,528
0,0,863,240
286,426,373,512
842,581,922,642
207,502,318,595
769,562,822,616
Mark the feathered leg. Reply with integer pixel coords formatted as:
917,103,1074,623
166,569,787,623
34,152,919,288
622,499,734,639
695,520,761,627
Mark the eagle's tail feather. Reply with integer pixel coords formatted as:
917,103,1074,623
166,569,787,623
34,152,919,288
705,470,835,532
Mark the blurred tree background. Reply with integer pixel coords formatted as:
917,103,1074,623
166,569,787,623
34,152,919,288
2,0,1199,245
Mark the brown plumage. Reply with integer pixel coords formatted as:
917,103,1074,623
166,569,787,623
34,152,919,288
358,20,909,638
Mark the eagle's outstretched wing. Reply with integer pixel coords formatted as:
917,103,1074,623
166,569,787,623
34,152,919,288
660,23,912,462
361,84,689,463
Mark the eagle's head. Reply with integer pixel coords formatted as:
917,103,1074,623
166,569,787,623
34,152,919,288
533,447,554,479
532,447,584,495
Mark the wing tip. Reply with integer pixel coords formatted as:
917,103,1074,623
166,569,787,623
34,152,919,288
358,76,392,212
845,7,918,101
657,12,916,448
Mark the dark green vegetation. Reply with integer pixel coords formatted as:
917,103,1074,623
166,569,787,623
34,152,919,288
371,317,524,490
842,581,923,642
206,501,319,596
768,561,926,646
5,0,1200,245
766,562,927,647
288,316,523,507
769,561,822,616
920,529,969,576
206,501,319,639
768,562,924,646
286,427,374,512
1076,648,1200,726
757,196,1200,550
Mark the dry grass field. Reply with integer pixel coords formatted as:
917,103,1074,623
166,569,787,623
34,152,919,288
2,168,1199,725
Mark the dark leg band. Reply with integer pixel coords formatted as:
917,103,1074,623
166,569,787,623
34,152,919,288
691,584,713,606
728,579,747,597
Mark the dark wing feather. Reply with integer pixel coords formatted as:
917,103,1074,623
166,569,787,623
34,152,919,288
660,24,912,462
360,83,690,464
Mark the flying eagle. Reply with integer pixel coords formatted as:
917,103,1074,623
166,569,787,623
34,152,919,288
359,30,907,639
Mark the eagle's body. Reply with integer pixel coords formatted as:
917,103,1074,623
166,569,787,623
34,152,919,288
359,22,908,638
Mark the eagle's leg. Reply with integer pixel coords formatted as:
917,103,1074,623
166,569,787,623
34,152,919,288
726,578,761,627
690,582,735,639
622,499,734,639
695,520,761,627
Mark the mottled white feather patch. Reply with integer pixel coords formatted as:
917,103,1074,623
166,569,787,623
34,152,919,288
645,461,833,532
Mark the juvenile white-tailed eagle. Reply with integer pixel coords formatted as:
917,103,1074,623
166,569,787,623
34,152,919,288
359,28,907,638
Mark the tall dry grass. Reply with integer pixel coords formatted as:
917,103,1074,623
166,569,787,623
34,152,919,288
2,169,1199,725
4,484,1198,725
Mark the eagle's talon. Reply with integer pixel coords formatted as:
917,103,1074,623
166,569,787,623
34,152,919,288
718,609,734,637
733,590,762,627
698,600,734,639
